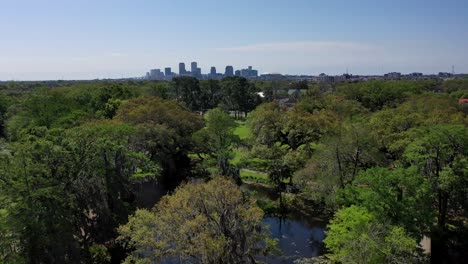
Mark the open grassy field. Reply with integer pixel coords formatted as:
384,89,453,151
232,121,251,167
240,169,269,184
234,121,250,139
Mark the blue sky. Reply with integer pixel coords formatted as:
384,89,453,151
0,0,467,80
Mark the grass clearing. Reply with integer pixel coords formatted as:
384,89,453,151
234,121,250,139
240,169,270,184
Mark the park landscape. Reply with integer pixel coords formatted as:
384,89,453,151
0,77,467,263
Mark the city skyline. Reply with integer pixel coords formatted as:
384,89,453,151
143,61,459,83
1,0,467,80
145,62,258,80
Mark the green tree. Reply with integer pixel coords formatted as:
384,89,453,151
403,125,467,229
0,121,157,263
91,84,134,118
193,108,240,180
337,80,431,111
147,81,172,99
172,76,202,111
221,76,260,116
339,167,433,238
0,94,11,137
283,105,338,150
293,123,383,208
247,102,286,148
118,177,278,264
115,97,204,185
248,102,338,151
369,94,466,160
199,79,222,110
0,136,81,263
324,206,421,264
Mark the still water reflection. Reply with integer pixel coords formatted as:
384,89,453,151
133,180,327,264
259,215,326,264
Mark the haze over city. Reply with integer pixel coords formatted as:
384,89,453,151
1,0,467,80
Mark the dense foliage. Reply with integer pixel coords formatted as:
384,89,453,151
118,177,277,264
0,77,467,263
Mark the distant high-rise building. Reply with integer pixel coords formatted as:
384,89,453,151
210,67,216,75
146,63,258,80
240,66,258,78
149,69,164,80
179,63,186,75
165,67,171,76
438,72,453,78
384,72,401,80
164,67,175,80
225,66,234,76
317,73,336,83
191,62,198,73
409,72,423,77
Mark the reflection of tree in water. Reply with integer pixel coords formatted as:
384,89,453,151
277,215,294,234
307,234,325,256
307,227,326,256
268,217,327,263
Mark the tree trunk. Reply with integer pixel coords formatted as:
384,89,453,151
438,191,448,230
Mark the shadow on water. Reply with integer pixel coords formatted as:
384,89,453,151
240,181,280,200
131,179,169,209
130,180,327,264
132,180,468,264
260,216,326,264
242,182,327,264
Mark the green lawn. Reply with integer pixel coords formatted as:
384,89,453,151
232,121,250,167
231,149,243,166
240,169,270,184
234,121,250,139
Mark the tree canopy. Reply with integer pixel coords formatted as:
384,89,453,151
118,177,277,264
0,78,467,263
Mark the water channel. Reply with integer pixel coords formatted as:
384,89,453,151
242,182,326,263
133,180,327,263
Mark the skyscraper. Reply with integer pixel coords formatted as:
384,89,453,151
210,67,216,75
240,66,258,78
165,67,171,76
179,63,186,75
191,62,197,73
149,69,164,80
225,66,234,76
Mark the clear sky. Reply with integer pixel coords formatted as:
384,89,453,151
1,0,467,80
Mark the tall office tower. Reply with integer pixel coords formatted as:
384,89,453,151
150,69,163,80
225,66,234,76
235,70,241,76
210,67,216,75
191,62,198,73
240,66,258,78
165,67,171,76
179,63,186,75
